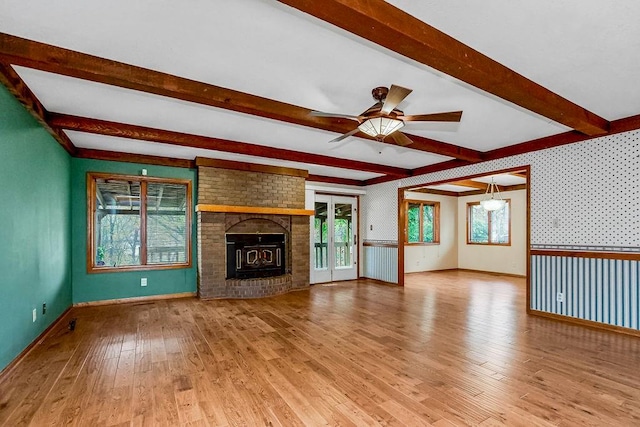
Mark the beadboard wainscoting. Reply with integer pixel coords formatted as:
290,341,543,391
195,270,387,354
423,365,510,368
531,248,640,331
363,241,398,284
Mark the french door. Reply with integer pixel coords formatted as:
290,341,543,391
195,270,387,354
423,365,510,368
312,195,358,283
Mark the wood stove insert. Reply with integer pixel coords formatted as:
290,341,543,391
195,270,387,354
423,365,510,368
226,233,286,279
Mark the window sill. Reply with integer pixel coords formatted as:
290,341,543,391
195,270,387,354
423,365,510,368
88,262,192,274
404,242,440,246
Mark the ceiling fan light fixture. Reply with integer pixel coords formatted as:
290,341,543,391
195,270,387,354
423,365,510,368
358,117,404,139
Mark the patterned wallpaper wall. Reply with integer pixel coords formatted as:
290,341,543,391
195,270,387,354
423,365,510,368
362,130,640,250
361,181,399,243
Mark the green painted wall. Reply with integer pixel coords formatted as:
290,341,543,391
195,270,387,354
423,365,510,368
0,85,198,370
0,86,72,371
70,158,197,303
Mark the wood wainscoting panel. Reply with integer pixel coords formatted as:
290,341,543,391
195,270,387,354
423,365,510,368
531,252,639,330
363,240,399,284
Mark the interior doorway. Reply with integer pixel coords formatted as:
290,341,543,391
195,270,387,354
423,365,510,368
312,195,358,283
397,166,530,291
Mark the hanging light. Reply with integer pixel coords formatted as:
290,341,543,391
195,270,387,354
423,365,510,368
358,116,404,140
480,178,506,211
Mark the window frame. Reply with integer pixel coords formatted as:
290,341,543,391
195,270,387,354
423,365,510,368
87,172,192,273
404,199,440,246
466,199,511,246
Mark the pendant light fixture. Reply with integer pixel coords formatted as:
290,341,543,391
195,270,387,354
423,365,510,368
480,178,506,211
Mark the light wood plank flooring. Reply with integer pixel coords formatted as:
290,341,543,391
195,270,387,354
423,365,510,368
1,270,640,426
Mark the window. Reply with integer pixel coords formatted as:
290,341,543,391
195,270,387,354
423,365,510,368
88,173,192,272
467,200,510,245
405,200,440,244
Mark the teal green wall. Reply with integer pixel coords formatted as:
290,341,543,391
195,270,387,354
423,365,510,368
0,86,72,371
0,86,197,371
70,158,197,303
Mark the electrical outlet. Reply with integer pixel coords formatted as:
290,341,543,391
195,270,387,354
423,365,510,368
556,292,564,303
32,308,37,323
141,278,148,287
553,218,559,228
42,303,46,315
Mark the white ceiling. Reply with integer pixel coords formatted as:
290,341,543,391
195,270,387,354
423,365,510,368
2,1,639,182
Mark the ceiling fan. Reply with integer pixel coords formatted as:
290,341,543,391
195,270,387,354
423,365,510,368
310,85,462,146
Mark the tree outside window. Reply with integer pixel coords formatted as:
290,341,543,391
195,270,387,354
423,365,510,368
405,200,440,244
467,200,510,245
88,173,192,272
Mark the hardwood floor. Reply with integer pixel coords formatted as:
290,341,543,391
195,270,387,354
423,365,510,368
1,270,640,426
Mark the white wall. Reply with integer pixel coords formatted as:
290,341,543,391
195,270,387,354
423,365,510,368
457,189,527,276
404,191,458,273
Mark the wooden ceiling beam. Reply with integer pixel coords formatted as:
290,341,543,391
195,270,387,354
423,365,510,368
609,113,640,134
195,157,308,178
504,183,527,192
483,112,640,161
507,171,528,179
411,159,472,178
48,113,411,177
407,188,460,197
364,174,400,186
307,175,365,186
74,148,371,190
483,131,584,161
278,0,609,136
457,182,526,197
0,62,76,155
447,179,488,190
0,33,481,162
397,136,481,163
75,148,195,168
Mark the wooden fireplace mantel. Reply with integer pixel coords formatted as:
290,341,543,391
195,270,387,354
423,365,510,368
196,204,314,216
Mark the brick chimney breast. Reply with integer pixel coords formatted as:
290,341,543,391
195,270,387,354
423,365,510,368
196,166,310,299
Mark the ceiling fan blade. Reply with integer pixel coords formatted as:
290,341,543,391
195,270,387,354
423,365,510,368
389,131,414,147
329,128,360,143
309,111,362,122
402,111,463,122
358,102,382,116
381,85,412,114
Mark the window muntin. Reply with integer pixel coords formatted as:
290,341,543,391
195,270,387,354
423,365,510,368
467,200,510,245
88,173,192,272
405,200,440,244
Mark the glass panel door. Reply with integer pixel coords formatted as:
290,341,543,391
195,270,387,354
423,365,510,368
311,195,357,283
314,201,329,271
333,202,353,269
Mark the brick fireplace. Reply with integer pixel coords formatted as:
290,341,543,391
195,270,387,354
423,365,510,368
196,160,311,299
